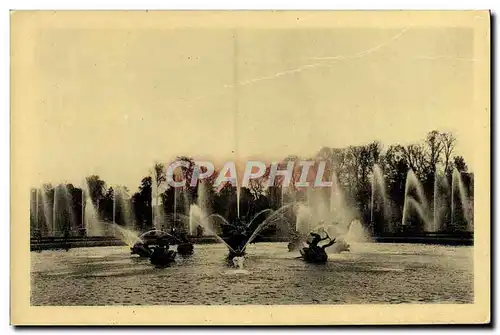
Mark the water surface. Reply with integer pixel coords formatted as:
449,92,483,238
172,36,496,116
31,242,473,305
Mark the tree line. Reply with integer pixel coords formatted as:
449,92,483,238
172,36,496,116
30,130,473,237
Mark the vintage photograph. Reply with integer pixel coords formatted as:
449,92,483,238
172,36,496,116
11,11,490,325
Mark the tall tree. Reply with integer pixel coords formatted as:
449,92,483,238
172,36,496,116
441,132,456,174
453,156,468,172
425,130,444,175
85,175,106,217
400,144,427,181
132,177,153,231
248,164,270,200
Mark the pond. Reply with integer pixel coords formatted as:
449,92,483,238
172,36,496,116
31,242,473,305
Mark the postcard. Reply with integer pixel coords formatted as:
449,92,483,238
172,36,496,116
11,10,490,325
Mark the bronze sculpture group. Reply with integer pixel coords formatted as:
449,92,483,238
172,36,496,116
130,231,194,267
130,220,351,267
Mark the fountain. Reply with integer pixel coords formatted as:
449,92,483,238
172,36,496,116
295,203,312,235
239,205,292,252
451,168,472,231
34,188,39,232
112,188,116,235
137,229,174,242
344,219,371,243
432,173,450,232
370,164,388,228
114,186,135,231
112,224,143,247
30,188,43,236
192,216,239,255
128,228,178,257
236,185,241,219
188,205,199,236
310,218,370,244
197,181,210,214
52,185,58,234
308,188,330,224
329,171,352,224
433,174,439,232
151,171,162,231
306,186,312,208
186,181,211,236
281,185,285,228
247,208,274,229
192,204,292,258
30,147,475,256
287,173,359,252
81,179,105,236
403,196,432,230
401,170,432,231
52,184,78,236
38,186,54,236
114,220,193,259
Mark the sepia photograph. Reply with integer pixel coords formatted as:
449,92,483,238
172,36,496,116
10,10,490,325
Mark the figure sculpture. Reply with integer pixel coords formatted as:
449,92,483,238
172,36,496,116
299,231,337,263
149,239,177,267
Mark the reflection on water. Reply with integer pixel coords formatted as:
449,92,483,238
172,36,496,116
31,243,473,305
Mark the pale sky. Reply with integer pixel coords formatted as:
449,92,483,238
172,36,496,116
26,24,477,190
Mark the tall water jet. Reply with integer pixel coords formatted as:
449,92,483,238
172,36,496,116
80,190,84,235
328,170,355,225
52,185,58,235
344,219,371,243
173,185,177,229
188,205,196,235
370,164,388,225
403,197,432,228
311,188,331,224
329,171,338,214
115,186,135,230
197,181,209,214
295,203,312,235
182,186,192,231
281,184,285,227
152,164,168,232
433,174,439,232
432,174,449,232
405,170,428,209
35,188,39,231
81,179,103,236
52,184,77,236
31,188,40,234
370,174,375,224
39,186,54,235
151,171,158,231
192,181,211,236
189,204,208,236
152,177,156,231
401,170,431,230
451,168,472,231
112,187,116,235
236,184,241,219
306,187,312,207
